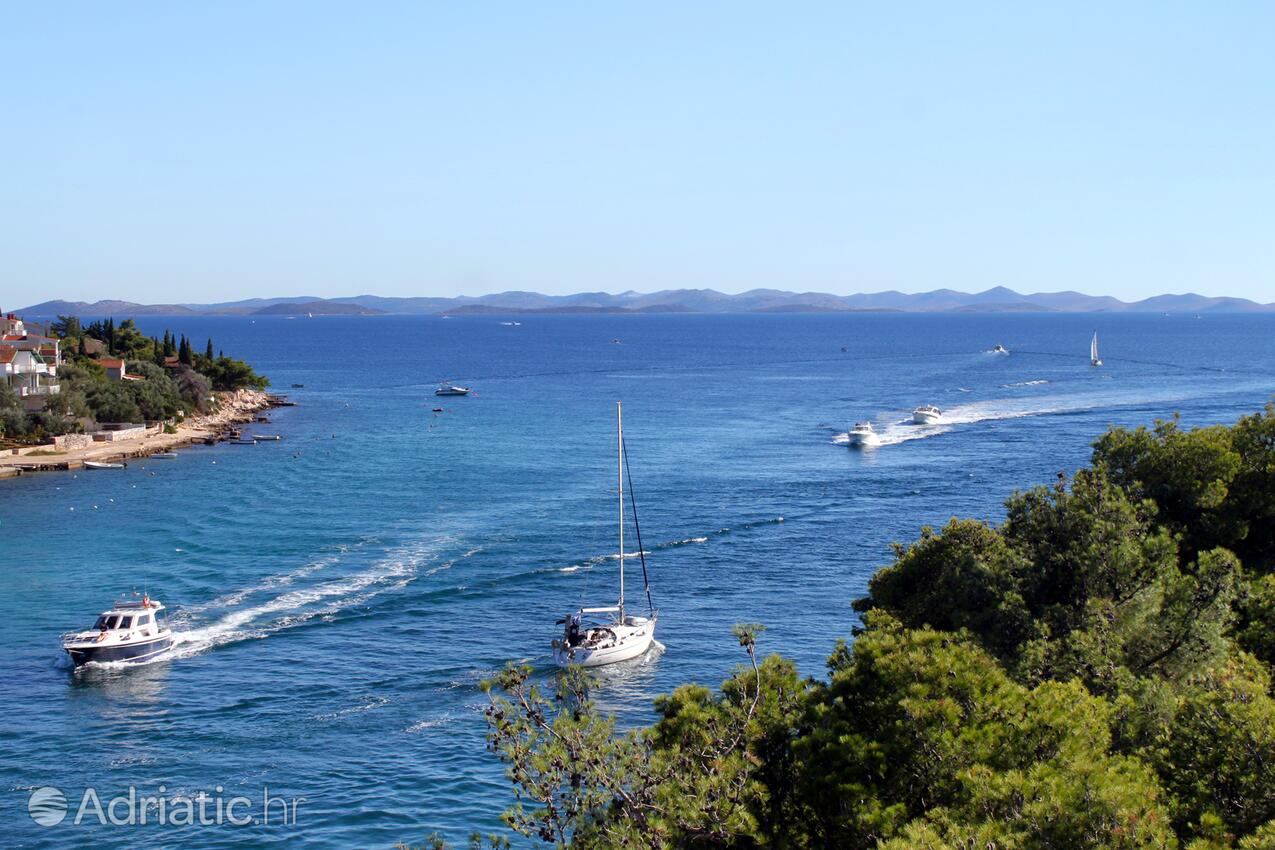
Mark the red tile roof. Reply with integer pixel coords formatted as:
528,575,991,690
100,358,125,368
0,348,17,363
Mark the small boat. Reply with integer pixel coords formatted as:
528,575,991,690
1090,332,1103,367
500,321,522,326
912,405,942,425
62,595,173,666
432,407,444,413
992,344,1009,355
151,452,179,459
291,383,305,388
253,434,281,441
847,422,880,448
84,460,126,470
553,402,658,668
231,437,257,445
435,381,471,396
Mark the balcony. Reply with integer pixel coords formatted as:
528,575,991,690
17,384,59,397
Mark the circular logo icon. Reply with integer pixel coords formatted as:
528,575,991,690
28,786,67,827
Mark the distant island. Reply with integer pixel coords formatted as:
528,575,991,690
15,285,1275,317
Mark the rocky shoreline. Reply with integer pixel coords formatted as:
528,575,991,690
0,389,286,478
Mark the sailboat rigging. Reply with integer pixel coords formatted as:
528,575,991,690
552,402,659,667
1091,331,1103,367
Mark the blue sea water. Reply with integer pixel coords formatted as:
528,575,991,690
2,312,1273,848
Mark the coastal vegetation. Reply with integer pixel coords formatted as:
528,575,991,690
1,315,267,442
469,403,1275,850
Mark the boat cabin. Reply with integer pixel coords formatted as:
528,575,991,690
76,598,169,645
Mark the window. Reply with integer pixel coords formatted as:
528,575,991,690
137,614,151,626
105,615,120,629
94,616,109,630
118,616,133,629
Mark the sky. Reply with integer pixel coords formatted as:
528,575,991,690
1,2,1272,305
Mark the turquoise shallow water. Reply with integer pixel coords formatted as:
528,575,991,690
2,312,1273,848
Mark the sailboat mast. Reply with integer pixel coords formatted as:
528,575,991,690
617,401,625,620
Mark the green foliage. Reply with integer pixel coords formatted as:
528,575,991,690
1095,407,1275,573
857,468,1238,692
1154,655,1275,837
1238,574,1275,667
195,354,269,391
85,381,142,423
0,381,30,438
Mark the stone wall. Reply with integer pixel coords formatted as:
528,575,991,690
53,434,94,451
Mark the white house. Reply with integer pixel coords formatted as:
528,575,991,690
0,346,60,411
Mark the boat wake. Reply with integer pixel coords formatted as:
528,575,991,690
165,537,447,660
832,386,1236,448
548,519,782,574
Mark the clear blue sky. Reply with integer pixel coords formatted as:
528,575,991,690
2,2,1272,304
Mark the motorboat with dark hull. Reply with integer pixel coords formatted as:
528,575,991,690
62,597,173,666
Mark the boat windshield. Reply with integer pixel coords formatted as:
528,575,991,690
94,614,120,630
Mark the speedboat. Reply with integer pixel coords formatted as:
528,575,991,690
253,434,281,441
912,405,942,425
84,460,126,470
151,452,179,459
553,402,658,667
992,344,1009,355
847,422,880,447
435,381,471,396
62,596,173,666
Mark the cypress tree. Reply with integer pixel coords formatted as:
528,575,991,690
178,335,193,365
205,338,214,360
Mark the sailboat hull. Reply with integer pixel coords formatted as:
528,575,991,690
553,616,657,667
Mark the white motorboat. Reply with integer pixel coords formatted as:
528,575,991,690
435,381,471,396
847,422,880,447
553,402,658,668
991,344,1009,355
1090,332,1103,367
62,595,173,666
912,405,942,425
151,452,179,459
83,460,126,470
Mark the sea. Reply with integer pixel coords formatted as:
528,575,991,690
2,312,1273,848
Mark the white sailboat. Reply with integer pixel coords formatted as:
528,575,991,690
1090,332,1103,367
552,402,658,667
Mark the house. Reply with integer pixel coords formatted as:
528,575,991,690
100,358,128,381
0,312,61,410
0,346,60,411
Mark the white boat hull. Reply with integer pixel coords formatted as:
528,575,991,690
553,616,657,667
912,411,941,425
847,432,880,447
